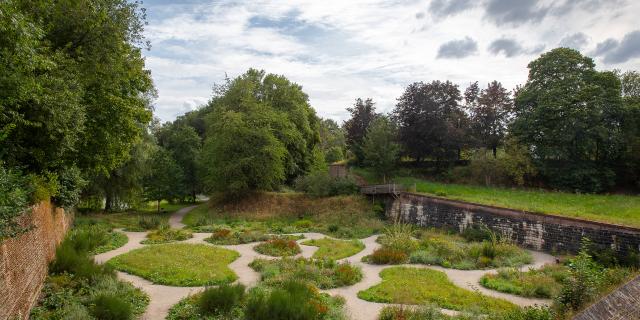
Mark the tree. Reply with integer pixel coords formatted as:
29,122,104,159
393,81,468,162
156,123,202,202
362,117,400,181
512,48,625,192
343,98,378,164
201,69,319,199
318,119,346,164
469,81,512,158
143,148,184,212
618,70,640,188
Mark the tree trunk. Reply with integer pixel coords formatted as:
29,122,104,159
157,200,160,213
105,191,113,212
493,147,497,159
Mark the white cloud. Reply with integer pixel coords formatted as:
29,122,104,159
141,0,640,123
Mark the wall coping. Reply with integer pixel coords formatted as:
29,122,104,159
400,191,640,234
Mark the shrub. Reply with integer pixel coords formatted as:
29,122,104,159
50,239,112,279
199,283,246,315
0,165,31,238
380,224,418,254
461,224,495,242
52,165,86,209
250,257,362,289
479,265,568,299
244,281,326,320
556,249,605,311
492,306,554,320
137,215,161,230
367,248,407,264
378,304,447,320
254,238,301,257
91,294,133,320
294,171,358,197
142,227,192,244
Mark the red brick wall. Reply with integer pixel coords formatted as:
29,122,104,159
0,201,72,320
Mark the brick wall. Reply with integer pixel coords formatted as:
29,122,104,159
0,201,72,320
573,274,640,320
387,193,640,255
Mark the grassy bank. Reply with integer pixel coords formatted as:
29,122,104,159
77,201,199,231
353,168,640,227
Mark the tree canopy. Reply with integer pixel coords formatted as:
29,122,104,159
343,98,378,164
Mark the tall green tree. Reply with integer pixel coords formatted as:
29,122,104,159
512,48,625,192
318,119,346,164
393,81,468,162
362,117,400,181
156,123,202,202
468,81,513,158
343,98,378,164
143,148,184,211
201,69,320,199
618,70,640,188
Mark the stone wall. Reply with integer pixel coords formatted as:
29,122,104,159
573,274,640,320
0,201,72,320
387,193,640,254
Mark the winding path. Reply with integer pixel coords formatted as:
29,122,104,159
94,206,556,320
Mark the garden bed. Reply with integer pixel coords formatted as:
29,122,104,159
302,238,365,260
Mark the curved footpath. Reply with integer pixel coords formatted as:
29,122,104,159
94,206,556,320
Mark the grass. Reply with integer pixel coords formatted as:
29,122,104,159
92,231,128,254
479,264,569,299
253,238,301,257
141,227,193,244
203,227,303,245
107,243,239,286
77,201,198,231
357,267,517,314
184,193,385,239
302,238,365,260
249,257,363,289
353,167,640,227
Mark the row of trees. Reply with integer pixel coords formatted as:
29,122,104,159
346,48,640,193
1,0,157,233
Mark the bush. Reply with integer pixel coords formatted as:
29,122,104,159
254,238,301,257
137,215,162,230
199,283,246,315
492,306,554,320
244,281,327,320
556,249,605,311
52,165,86,209
294,172,358,197
250,257,362,289
142,227,192,244
378,304,447,320
50,239,112,279
367,248,408,264
380,224,418,254
0,165,31,238
461,224,495,242
91,294,133,320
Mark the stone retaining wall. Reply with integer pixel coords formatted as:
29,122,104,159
386,192,640,254
0,201,72,320
573,274,640,320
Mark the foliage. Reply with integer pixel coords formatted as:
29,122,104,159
52,166,87,209
393,80,468,161
250,257,363,289
143,148,185,207
344,98,379,164
70,223,128,254
319,119,347,163
156,123,203,202
378,304,451,320
107,243,239,286
0,165,31,238
490,306,554,320
254,238,302,257
199,284,246,316
141,226,193,244
365,248,408,265
202,69,321,199
302,238,365,260
362,117,400,180
466,81,512,157
379,224,419,254
357,267,517,313
512,48,624,192
138,215,162,230
91,294,133,320
294,171,359,197
479,264,569,298
205,228,270,245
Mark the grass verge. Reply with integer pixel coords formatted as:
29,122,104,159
357,267,517,314
107,243,239,286
302,238,365,260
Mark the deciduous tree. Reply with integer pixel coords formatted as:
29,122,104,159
343,98,379,164
362,117,400,181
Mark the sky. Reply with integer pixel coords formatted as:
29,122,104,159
141,0,640,123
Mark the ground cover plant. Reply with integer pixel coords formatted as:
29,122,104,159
302,238,365,260
167,281,348,320
183,193,385,239
30,230,148,319
250,257,363,289
76,201,196,231
254,238,302,256
355,168,640,227
479,264,569,298
358,267,517,314
107,243,239,286
141,225,193,244
203,226,303,245
70,222,129,254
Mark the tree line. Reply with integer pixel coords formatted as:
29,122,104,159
345,48,639,193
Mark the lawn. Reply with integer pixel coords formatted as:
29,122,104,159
302,238,365,260
107,243,239,286
353,168,640,227
357,267,517,314
479,264,569,299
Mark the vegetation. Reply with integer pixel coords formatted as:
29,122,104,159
141,226,193,244
107,243,239,286
30,228,148,319
0,166,34,238
143,148,185,211
168,282,347,320
302,238,365,260
250,258,363,289
254,238,302,257
294,172,359,197
362,116,400,181
344,98,379,164
76,201,194,231
183,193,385,239
479,264,569,298
318,119,347,164
358,267,517,314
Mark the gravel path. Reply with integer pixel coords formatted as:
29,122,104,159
94,207,557,320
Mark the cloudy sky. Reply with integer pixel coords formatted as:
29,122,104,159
142,0,640,123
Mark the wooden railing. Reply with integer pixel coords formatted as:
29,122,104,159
360,184,406,195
